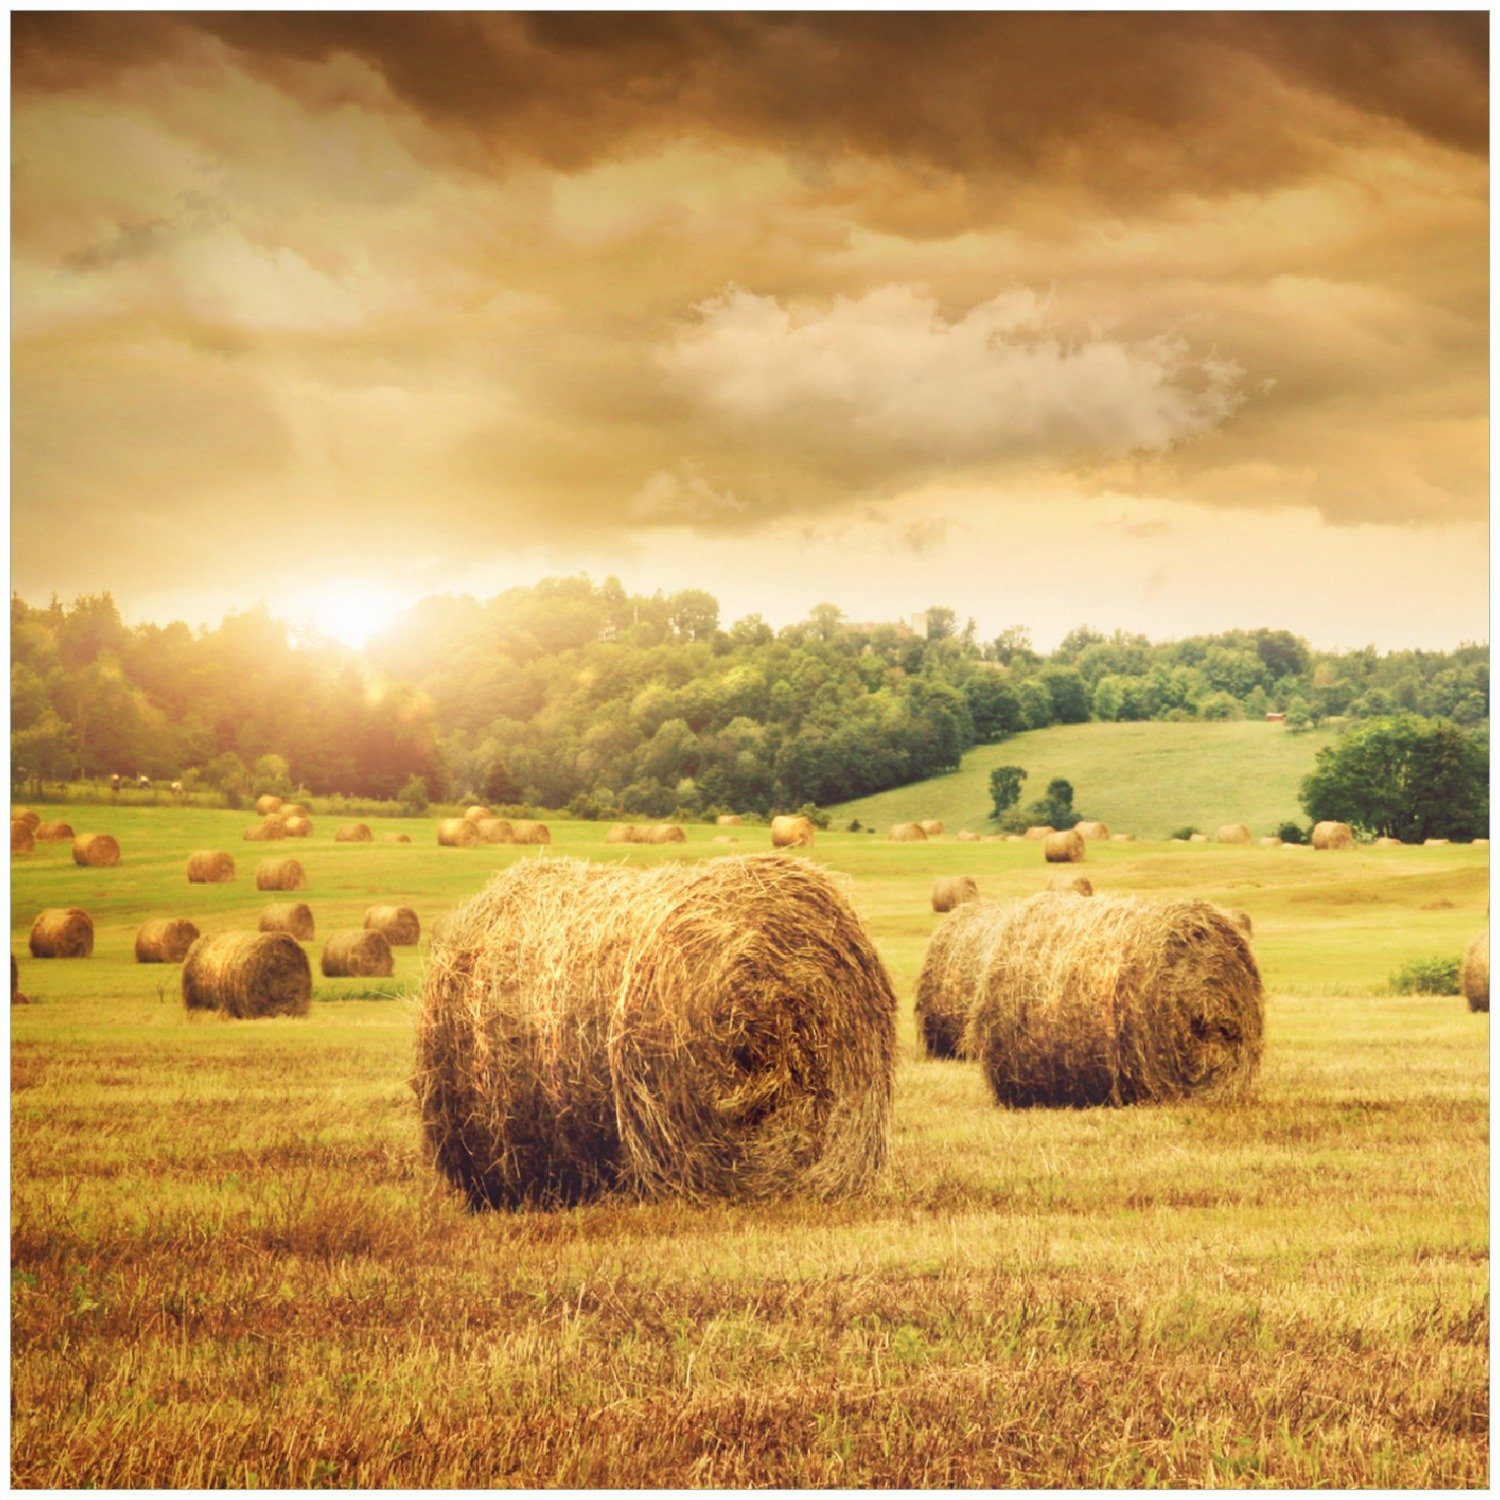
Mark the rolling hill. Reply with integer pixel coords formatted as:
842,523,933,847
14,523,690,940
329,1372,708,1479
830,720,1336,839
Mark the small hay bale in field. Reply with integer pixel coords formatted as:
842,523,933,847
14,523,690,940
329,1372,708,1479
366,904,420,946
73,833,120,867
1312,820,1353,850
511,820,552,845
961,893,1264,1107
644,824,686,844
135,917,200,964
259,902,314,941
716,814,743,826
35,820,75,842
255,857,306,892
712,835,740,845
11,822,34,854
890,822,927,842
1259,836,1284,848
1216,823,1251,844
1188,833,1209,844
181,932,312,1019
1048,874,1093,895
281,803,308,820
1043,829,1085,864
321,928,394,978
770,815,814,848
437,817,479,847
914,899,1010,1060
1374,836,1403,848
932,875,979,913
463,804,492,824
390,832,412,843
1461,929,1488,1012
1075,820,1110,841
1023,825,1055,841
186,849,236,884
1423,837,1451,847
414,853,897,1209
282,816,312,838
955,830,981,842
919,819,945,837
30,907,94,958
243,818,286,841
1005,834,1023,843
605,824,637,844
475,818,515,844
334,822,373,843
11,808,39,831
255,794,284,817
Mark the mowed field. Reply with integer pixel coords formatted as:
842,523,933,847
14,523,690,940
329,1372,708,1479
10,805,1490,1487
834,720,1336,838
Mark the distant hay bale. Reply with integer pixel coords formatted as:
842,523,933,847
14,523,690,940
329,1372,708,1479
282,816,312,838
259,902,314,941
1423,837,1451,847
716,815,743,826
334,822,373,843
365,904,420,946
1110,833,1135,843
29,907,94,958
770,815,814,848
463,805,492,824
1188,833,1210,844
1075,820,1110,841
11,822,34,854
181,932,312,1019
1374,836,1403,848
919,820,945,837
321,928,394,978
1043,829,1086,864
255,794,284,817
1005,834,1023,843
914,899,1009,1060
1461,929,1488,1013
932,875,979,913
1023,826,1055,841
1047,874,1093,895
605,824,637,844
955,830,981,842
437,817,480,847
475,818,515,844
1224,907,1254,937
281,803,308,820
134,917,200,964
72,833,120,867
414,853,897,1209
1216,823,1251,844
644,824,686,844
11,808,40,832
961,893,1264,1107
35,820,75,842
389,833,412,844
712,835,740,845
255,857,306,892
1312,821,1353,850
1259,836,1284,848
511,820,552,845
890,822,928,842
186,849,236,884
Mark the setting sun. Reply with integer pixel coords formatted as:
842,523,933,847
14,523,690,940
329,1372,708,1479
282,580,405,650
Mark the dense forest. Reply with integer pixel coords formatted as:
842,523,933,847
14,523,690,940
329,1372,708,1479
10,580,1490,817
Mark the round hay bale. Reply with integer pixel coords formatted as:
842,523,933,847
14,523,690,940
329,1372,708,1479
11,821,35,854
1312,821,1353,851
181,932,312,1018
914,898,1011,1060
1224,907,1254,937
255,857,306,892
333,822,373,843
135,917,200,964
1047,874,1093,895
244,819,287,841
712,835,740,845
1075,821,1110,841
463,804,492,824
281,816,312,838
1259,836,1284,848
1374,836,1403,848
72,833,120,867
474,818,515,844
1216,823,1251,844
255,794,284,817
511,821,552,845
890,822,928,842
259,902,314,941
961,893,1264,1107
605,824,637,844
644,824,686,845
414,853,897,1209
932,875,979,913
770,815,814,849
281,803,308,820
29,907,94,958
35,820,75,842
1423,837,1451,847
186,849,236,884
437,818,479,847
1110,833,1135,843
716,814,743,827
1188,833,1210,844
955,830,981,843
1005,834,1023,843
1023,826,1055,842
389,833,412,844
365,904,420,946
1461,928,1488,1013
321,929,394,978
919,819,946,837
11,808,40,832
1043,829,1086,864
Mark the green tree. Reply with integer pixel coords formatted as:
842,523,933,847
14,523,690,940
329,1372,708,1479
1030,777,1078,829
397,774,429,815
1039,667,1090,724
483,758,523,805
12,711,78,791
989,765,1028,821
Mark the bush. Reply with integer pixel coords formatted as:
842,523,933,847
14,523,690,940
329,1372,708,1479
1277,821,1307,845
796,802,831,830
1171,825,1200,841
397,774,429,816
1388,955,1462,996
846,818,863,833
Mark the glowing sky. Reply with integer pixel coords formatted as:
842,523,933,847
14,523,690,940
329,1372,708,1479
11,13,1489,649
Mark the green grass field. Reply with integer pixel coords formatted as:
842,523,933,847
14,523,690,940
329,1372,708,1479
11,806,1489,1485
833,720,1337,838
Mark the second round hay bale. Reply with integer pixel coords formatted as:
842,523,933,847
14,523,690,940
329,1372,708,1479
1461,929,1488,1013
961,893,1264,1107
365,904,420,946
11,821,34,854
1216,823,1251,844
931,875,979,913
1312,820,1353,850
29,908,94,958
35,820,75,841
1043,829,1086,864
511,820,552,845
1047,873,1093,895
890,822,927,842
255,794,284,817
1075,820,1110,841
770,815,814,849
437,817,480,847
255,857,306,892
475,818,515,845
644,824,686,845
914,898,1013,1060
605,824,637,844
321,929,394,978
181,932,312,1018
186,849,236,884
334,822,373,843
135,917,201,963
414,853,896,1209
72,833,120,867
259,902,315,941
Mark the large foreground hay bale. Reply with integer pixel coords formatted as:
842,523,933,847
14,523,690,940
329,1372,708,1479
511,821,552,845
1024,825,1055,841
186,849,236,884
437,817,480,847
1048,874,1093,895
135,917,201,963
962,893,1264,1107
914,899,1008,1059
1461,929,1488,1013
334,822,372,843
475,818,515,844
932,875,979,913
1217,823,1251,844
770,815,814,849
1312,820,1353,850
415,853,896,1209
11,808,40,832
29,907,94,958
716,814,743,827
605,824,637,844
72,833,120,867
366,904,420,946
259,902,315,941
11,822,34,854
463,804,492,823
644,823,686,844
1075,820,1110,841
244,818,286,841
1043,829,1086,864
282,816,312,838
35,820,75,842
919,819,946,837
255,794,284,817
182,932,312,1018
890,822,927,842
321,929,394,978
255,857,306,892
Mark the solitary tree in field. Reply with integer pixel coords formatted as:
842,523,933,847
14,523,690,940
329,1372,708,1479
989,765,1027,822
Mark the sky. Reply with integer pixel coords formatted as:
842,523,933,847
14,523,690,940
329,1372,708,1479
10,12,1490,650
